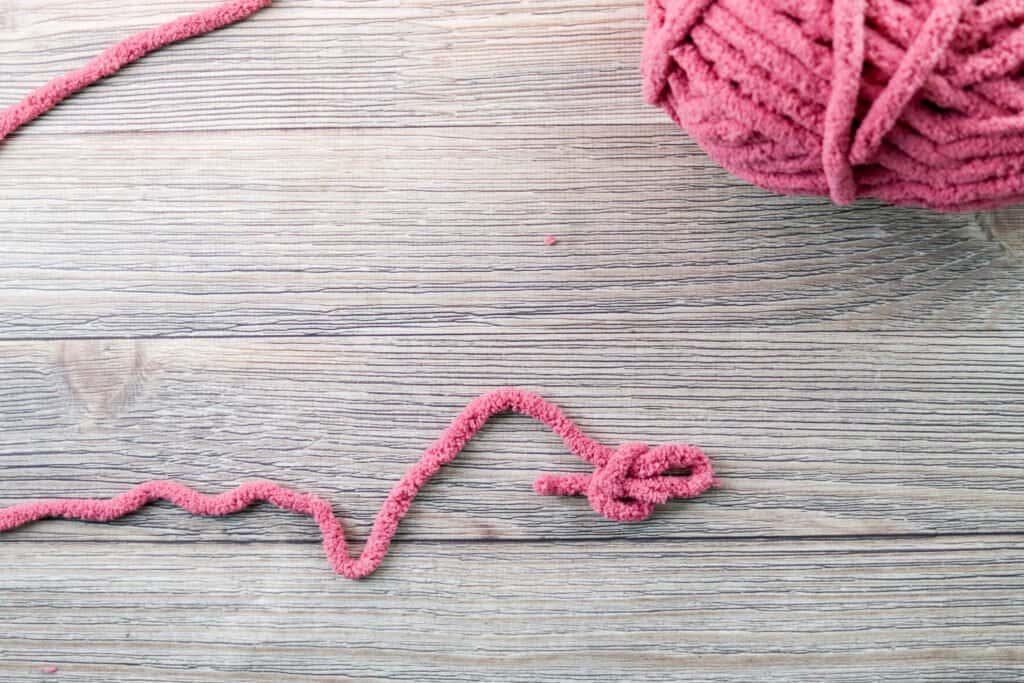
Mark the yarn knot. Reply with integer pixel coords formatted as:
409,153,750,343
533,442,715,522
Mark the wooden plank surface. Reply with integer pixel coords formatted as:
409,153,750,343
0,129,1020,335
1,538,1022,682
1,0,1022,680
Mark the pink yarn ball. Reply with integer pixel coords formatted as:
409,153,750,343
641,0,1024,211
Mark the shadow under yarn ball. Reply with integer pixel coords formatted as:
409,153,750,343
642,0,1024,211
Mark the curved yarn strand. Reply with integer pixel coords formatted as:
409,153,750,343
0,388,716,579
848,0,968,166
0,0,272,144
822,0,866,205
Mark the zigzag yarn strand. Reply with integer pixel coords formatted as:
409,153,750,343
0,388,716,579
643,0,1024,210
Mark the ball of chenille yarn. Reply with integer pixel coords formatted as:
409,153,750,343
642,0,1024,211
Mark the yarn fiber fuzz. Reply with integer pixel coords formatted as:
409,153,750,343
642,0,1024,211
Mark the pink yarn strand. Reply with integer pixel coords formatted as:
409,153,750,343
821,0,866,205
0,0,272,144
0,388,716,579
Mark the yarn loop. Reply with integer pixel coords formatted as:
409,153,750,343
533,442,713,521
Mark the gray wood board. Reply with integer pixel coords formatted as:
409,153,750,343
1,537,1022,682
0,130,1020,336
1,0,1022,679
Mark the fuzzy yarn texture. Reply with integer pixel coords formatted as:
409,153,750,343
0,388,716,579
643,0,1024,210
0,0,272,142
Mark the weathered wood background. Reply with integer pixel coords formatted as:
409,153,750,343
1,0,1022,680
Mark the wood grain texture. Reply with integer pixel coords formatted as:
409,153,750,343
0,128,1021,336
0,0,660,132
979,207,1024,258
1,0,1022,680
2,537,1023,682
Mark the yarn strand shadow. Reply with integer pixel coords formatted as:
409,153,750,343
0,388,716,579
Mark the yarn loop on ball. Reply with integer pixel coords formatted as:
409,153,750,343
642,0,1024,210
